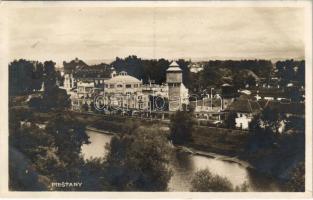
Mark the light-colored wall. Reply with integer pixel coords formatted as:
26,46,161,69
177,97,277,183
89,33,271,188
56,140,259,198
104,83,142,95
235,113,252,130
168,83,181,111
166,72,182,83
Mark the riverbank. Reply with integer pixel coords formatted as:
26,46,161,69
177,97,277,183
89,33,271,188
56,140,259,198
11,107,302,183
85,119,300,183
176,146,254,169
86,126,117,135
83,129,284,191
86,124,254,170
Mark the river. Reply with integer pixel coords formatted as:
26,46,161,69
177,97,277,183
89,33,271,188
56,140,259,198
81,130,284,192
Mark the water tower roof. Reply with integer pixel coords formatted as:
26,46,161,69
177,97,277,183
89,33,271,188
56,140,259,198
169,61,179,67
167,61,182,72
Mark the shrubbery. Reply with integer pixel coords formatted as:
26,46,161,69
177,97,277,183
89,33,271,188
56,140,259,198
170,110,194,145
191,169,248,192
105,126,172,191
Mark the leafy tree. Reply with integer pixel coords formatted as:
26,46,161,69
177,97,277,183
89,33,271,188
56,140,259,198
31,62,44,91
246,75,256,87
286,86,304,102
45,113,90,163
287,162,305,192
199,64,221,89
176,59,192,87
169,110,194,145
275,59,305,87
79,158,112,191
9,59,34,95
245,112,278,152
43,61,57,91
9,108,93,191
232,72,246,89
9,147,50,191
9,122,55,191
41,114,90,186
105,126,172,191
191,169,234,192
296,61,305,86
56,70,64,87
41,86,71,111
259,106,281,134
285,116,305,131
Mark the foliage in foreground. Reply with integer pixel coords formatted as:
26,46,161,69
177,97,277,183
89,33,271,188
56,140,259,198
9,109,173,191
105,124,172,191
9,111,90,191
170,110,194,145
287,162,305,192
191,169,248,192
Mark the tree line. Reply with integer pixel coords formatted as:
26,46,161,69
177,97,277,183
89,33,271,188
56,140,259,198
276,59,305,86
9,57,305,98
9,59,63,96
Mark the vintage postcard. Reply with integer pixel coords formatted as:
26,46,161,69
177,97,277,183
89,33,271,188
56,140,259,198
0,1,312,198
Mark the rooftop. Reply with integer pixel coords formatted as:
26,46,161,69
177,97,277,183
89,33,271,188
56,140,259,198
225,98,261,113
260,100,305,115
167,61,182,72
105,72,141,84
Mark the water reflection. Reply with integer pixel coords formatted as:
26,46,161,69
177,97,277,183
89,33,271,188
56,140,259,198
81,130,284,192
168,151,249,191
81,131,111,159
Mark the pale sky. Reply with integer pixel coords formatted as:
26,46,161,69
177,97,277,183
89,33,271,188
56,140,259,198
6,6,305,65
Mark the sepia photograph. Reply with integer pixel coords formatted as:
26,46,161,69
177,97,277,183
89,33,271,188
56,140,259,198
0,1,312,198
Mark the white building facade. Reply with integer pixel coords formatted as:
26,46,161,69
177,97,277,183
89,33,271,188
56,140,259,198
103,71,149,110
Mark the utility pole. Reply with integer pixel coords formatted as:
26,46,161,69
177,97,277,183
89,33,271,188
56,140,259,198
211,88,214,111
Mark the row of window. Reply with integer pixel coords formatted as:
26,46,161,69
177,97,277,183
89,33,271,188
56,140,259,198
105,84,141,88
168,83,181,87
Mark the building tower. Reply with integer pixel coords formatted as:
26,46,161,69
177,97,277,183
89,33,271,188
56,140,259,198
166,61,183,111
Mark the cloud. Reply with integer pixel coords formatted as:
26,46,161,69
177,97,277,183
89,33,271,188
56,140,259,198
6,6,305,62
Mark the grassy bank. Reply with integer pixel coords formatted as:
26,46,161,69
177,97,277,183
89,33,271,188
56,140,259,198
188,126,248,157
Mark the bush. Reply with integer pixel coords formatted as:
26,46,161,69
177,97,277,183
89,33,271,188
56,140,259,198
105,126,172,191
287,162,305,192
191,169,233,192
191,169,249,192
170,110,194,145
28,97,43,110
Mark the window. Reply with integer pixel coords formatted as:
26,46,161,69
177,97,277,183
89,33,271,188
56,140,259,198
117,84,123,88
110,84,114,88
126,84,132,88
134,84,138,88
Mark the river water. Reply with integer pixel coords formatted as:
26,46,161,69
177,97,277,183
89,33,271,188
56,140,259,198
81,130,284,192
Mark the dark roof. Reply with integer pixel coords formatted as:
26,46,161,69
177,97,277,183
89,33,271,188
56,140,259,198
74,65,112,79
225,98,261,113
263,101,305,115
257,99,268,108
251,89,289,98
